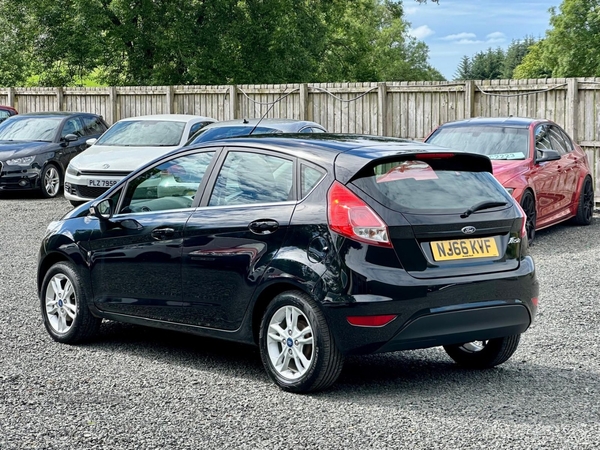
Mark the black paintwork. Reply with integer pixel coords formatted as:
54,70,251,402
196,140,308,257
0,112,108,193
38,135,538,355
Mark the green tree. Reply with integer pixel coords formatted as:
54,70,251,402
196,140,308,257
502,37,537,78
454,56,471,80
514,0,600,78
469,48,505,80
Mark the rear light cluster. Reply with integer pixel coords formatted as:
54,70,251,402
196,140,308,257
327,181,391,248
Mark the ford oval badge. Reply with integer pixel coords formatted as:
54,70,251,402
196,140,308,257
461,226,476,234
102,163,110,169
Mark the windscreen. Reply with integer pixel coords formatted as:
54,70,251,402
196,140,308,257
352,159,511,213
0,117,61,141
97,120,186,146
427,126,529,160
189,126,281,144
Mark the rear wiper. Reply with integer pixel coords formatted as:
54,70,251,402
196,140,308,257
461,201,508,218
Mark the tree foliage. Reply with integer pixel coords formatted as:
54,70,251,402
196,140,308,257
514,0,600,78
453,38,537,80
0,0,443,87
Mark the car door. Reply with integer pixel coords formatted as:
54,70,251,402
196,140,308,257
529,124,564,221
552,125,582,208
58,116,88,164
88,149,218,321
181,148,296,330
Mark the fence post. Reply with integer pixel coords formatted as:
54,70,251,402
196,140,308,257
464,80,475,118
299,83,309,121
165,85,174,114
7,87,15,108
108,86,118,125
229,85,238,120
378,82,388,136
567,78,579,141
56,87,63,111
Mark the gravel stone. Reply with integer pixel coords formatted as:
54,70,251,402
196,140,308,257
1,194,599,449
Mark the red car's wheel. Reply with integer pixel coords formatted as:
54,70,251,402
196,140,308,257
572,176,594,225
520,191,536,243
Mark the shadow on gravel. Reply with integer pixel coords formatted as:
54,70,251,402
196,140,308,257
318,350,600,426
85,320,266,381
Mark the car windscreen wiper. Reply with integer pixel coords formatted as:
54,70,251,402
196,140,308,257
461,201,508,218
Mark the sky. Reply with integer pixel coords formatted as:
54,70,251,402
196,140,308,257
406,0,562,80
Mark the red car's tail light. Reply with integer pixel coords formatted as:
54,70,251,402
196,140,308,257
327,181,391,247
347,315,398,327
532,297,539,307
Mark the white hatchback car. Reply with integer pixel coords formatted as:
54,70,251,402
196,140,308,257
64,114,216,205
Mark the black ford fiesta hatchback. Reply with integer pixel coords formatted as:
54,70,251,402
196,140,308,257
38,135,538,393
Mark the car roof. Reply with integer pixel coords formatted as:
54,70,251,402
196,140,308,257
117,114,216,122
200,118,325,131
18,111,101,118
437,117,544,128
185,134,455,171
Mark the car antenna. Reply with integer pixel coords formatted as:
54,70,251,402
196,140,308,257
248,88,297,136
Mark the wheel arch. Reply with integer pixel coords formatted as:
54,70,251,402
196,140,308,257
37,251,72,296
250,281,316,345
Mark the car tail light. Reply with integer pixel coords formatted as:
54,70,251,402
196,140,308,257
347,315,397,327
327,181,391,247
532,297,539,307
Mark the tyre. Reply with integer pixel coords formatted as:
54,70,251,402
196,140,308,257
259,291,344,393
40,261,100,344
520,191,536,244
443,335,521,369
40,164,61,198
571,176,594,225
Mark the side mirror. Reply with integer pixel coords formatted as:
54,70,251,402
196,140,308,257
86,138,97,147
536,149,561,163
63,133,78,142
89,198,113,220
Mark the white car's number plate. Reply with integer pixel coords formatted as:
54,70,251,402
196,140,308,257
88,179,117,188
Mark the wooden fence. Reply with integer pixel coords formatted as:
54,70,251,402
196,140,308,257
2,79,600,199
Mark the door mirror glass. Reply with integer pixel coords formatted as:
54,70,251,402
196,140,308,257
63,133,78,143
89,198,113,220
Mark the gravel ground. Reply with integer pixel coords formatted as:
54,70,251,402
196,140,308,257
1,194,599,449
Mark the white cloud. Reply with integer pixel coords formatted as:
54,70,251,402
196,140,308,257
441,32,477,41
485,31,506,44
409,25,435,40
456,39,484,45
405,6,418,15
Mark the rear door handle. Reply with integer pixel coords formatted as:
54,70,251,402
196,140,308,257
249,219,279,235
151,227,175,240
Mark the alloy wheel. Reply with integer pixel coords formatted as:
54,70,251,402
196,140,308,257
582,179,594,223
266,305,315,380
44,166,60,197
45,273,77,334
521,193,536,243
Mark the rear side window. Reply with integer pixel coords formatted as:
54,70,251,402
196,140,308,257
301,164,325,198
82,116,107,136
352,159,510,213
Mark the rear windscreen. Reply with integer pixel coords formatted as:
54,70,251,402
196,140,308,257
352,159,511,213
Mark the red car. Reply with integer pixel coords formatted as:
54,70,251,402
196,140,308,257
0,105,17,123
425,117,594,242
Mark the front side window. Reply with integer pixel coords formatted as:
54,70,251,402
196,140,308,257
61,117,85,138
97,120,186,146
209,151,293,206
119,151,215,213
352,159,510,214
427,125,529,160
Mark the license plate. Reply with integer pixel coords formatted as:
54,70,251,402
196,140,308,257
430,237,499,261
88,179,117,188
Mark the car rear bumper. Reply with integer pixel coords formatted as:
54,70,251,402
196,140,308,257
320,256,538,355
